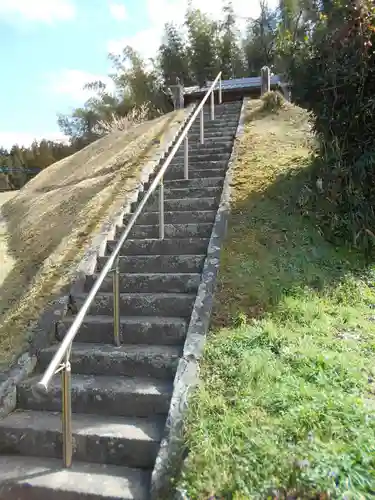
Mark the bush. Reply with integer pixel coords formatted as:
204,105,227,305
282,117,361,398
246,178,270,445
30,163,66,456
94,102,161,135
293,1,375,255
261,90,286,112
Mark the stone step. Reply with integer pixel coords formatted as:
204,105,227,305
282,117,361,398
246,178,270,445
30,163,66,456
57,315,187,345
131,190,219,214
145,177,223,190
190,120,238,129
200,113,240,120
124,210,216,226
17,373,172,417
85,272,201,294
203,102,242,109
204,102,241,107
165,169,225,181
201,106,240,112
163,167,226,181
197,105,241,114
177,133,234,142
189,127,237,136
171,151,231,162
167,160,227,170
38,343,181,380
73,292,196,317
138,186,221,202
188,129,237,138
196,126,237,132
143,197,218,213
172,143,233,155
97,254,205,274
106,237,210,256
201,105,241,111
201,107,241,113
0,409,164,469
204,100,242,106
186,132,235,140
187,132,235,141
0,99,241,495
144,193,219,213
0,455,150,499
196,109,240,117
203,102,241,108
122,222,213,240
155,167,225,181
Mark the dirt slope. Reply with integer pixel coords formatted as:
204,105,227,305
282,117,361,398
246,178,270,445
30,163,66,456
0,110,185,368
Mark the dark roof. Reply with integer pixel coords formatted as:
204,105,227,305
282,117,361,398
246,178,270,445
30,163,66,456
184,75,282,96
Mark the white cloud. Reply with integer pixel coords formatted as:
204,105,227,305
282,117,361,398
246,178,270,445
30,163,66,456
0,131,68,150
107,0,279,60
0,0,76,24
47,69,115,102
109,2,127,21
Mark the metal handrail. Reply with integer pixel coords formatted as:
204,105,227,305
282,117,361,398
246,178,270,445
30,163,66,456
36,71,223,468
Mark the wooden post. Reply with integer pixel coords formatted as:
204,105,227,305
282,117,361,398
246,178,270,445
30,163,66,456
260,66,271,96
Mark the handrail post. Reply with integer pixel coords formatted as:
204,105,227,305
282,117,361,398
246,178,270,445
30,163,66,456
184,136,189,180
200,107,204,144
159,178,164,239
113,256,121,347
62,349,73,468
210,90,215,120
219,77,222,104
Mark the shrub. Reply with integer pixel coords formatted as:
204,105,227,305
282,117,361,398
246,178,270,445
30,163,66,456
261,90,286,112
94,102,161,135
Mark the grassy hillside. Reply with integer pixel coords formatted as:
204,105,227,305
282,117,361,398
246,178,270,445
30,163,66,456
179,98,375,498
0,109,185,369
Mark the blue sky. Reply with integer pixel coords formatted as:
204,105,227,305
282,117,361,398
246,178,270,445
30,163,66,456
0,0,274,149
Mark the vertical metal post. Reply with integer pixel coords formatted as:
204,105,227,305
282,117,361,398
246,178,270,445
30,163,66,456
219,77,222,104
159,178,164,239
113,256,121,347
210,90,215,120
62,348,73,469
200,107,204,145
184,136,189,180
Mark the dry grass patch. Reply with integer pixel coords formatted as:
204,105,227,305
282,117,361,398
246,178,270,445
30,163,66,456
0,110,184,368
0,191,18,289
0,192,18,207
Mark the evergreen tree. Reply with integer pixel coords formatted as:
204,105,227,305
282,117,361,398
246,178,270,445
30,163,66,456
219,2,246,79
243,1,278,75
159,23,191,85
185,6,220,86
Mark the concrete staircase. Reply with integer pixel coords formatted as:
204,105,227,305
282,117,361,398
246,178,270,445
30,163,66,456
0,100,242,499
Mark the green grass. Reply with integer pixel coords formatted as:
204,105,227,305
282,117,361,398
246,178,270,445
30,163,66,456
178,98,375,499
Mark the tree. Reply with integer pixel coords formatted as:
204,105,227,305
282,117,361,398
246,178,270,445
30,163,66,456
243,1,278,75
185,6,220,86
218,2,246,79
58,107,100,146
110,46,170,113
159,23,191,85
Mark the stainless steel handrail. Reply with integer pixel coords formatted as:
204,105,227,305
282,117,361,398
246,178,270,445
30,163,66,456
36,71,223,468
